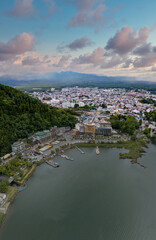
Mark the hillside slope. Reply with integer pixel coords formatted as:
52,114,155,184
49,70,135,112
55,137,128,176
0,84,77,156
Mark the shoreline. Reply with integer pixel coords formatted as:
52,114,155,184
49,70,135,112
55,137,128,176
0,136,149,227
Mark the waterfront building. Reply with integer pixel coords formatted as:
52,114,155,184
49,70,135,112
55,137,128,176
95,126,112,136
84,123,95,134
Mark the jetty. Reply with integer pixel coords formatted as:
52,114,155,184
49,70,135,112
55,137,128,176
76,146,85,154
46,160,59,168
60,154,74,161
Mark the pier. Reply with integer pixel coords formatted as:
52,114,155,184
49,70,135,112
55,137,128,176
60,154,74,161
76,146,85,154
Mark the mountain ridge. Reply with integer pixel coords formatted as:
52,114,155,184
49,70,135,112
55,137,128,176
0,71,156,90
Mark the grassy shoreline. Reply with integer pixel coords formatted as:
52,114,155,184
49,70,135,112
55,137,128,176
15,165,36,185
0,214,4,225
0,187,18,227
76,137,148,163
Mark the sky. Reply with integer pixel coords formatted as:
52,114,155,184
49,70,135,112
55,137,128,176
1,0,156,81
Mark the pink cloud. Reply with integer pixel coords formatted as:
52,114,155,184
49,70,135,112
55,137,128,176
133,53,156,68
105,26,149,54
73,47,105,65
0,33,34,61
7,0,35,18
67,0,106,31
7,0,55,18
53,55,71,67
58,36,93,52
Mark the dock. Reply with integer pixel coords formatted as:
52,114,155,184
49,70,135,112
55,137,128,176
60,154,74,161
76,146,85,154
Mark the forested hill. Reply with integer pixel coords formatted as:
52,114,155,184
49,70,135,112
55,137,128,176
0,84,77,156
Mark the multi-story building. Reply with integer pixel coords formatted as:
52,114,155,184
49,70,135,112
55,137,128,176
84,123,95,134
35,131,52,144
12,141,25,154
95,125,112,136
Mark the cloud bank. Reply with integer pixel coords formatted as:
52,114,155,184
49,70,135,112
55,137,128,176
0,33,34,61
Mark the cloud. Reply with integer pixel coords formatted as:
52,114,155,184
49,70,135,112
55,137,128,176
73,47,105,65
22,56,49,65
58,36,93,52
101,55,123,69
7,0,35,18
133,53,156,68
133,43,152,56
105,26,149,54
53,55,71,67
67,0,107,31
7,0,55,18
72,46,124,69
41,0,56,18
0,33,34,61
122,59,133,68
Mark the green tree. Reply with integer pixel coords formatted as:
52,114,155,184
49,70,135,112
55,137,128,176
0,180,9,193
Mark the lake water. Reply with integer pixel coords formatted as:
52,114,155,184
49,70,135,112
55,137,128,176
1,144,156,240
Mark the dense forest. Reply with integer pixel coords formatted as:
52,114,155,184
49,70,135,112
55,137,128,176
0,84,77,156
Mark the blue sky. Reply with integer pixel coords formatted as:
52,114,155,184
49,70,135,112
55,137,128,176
0,0,156,81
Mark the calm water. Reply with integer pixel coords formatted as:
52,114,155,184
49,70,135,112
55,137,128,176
1,144,156,240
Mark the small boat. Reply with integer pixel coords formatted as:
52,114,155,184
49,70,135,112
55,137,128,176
96,146,100,155
46,160,59,168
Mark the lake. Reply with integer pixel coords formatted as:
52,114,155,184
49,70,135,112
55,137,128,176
0,144,156,240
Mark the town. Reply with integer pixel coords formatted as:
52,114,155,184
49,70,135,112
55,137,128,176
31,87,156,132
0,87,156,213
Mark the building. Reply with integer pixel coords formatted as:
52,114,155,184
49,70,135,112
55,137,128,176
39,145,52,153
32,131,53,144
12,141,25,154
3,154,11,160
99,120,111,128
95,126,112,136
75,123,85,134
84,123,95,134
95,121,112,136
75,119,112,136
0,193,6,207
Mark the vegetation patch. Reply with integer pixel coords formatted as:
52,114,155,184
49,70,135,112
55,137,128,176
110,114,140,135
15,165,36,185
76,137,148,163
0,213,4,225
0,157,32,181
6,186,18,203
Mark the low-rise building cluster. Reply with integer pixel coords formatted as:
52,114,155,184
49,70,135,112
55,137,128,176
30,87,156,133
75,111,112,136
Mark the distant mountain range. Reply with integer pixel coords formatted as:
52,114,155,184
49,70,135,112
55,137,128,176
0,71,156,90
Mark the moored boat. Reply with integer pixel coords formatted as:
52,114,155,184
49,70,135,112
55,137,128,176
96,146,100,155
46,160,59,168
